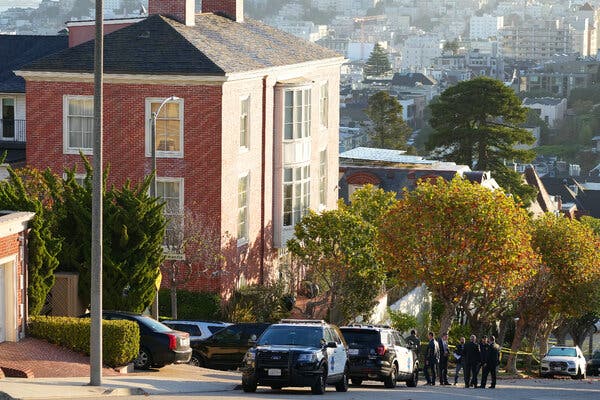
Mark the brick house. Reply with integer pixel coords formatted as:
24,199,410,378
0,211,34,343
16,0,344,297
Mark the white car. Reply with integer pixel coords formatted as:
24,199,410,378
540,345,587,379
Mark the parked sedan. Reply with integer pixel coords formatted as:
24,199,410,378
85,311,192,369
587,350,600,376
192,322,270,370
162,320,231,366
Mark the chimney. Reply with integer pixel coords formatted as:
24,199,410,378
202,0,244,22
148,0,195,26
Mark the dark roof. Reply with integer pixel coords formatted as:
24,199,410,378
0,35,68,93
523,97,564,106
21,14,342,76
391,72,435,87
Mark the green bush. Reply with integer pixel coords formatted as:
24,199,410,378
158,289,221,320
28,316,139,367
222,283,293,322
388,309,417,334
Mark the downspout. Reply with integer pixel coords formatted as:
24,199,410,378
260,76,267,285
21,231,29,339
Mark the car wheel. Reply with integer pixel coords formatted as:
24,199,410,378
242,376,257,393
188,354,200,367
572,368,585,380
335,367,349,392
406,367,419,387
351,378,363,386
384,364,398,388
311,367,327,395
133,348,152,370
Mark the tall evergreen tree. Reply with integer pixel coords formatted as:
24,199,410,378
365,91,412,150
0,167,61,315
427,76,537,204
364,43,391,77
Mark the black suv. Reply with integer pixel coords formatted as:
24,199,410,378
340,324,419,388
241,319,349,394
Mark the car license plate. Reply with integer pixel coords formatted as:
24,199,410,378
181,337,189,347
268,369,281,376
552,366,562,371
348,348,359,355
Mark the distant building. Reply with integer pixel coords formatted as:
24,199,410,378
469,14,503,40
500,20,574,62
401,35,442,71
522,97,567,127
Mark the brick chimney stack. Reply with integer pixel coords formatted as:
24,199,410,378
202,0,244,22
148,0,196,26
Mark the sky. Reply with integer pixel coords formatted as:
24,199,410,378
0,1,41,12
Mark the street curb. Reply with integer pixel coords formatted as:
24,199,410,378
0,387,148,400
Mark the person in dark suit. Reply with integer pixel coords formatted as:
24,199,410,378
453,336,465,385
423,331,440,385
406,329,421,354
463,334,480,388
476,335,489,388
438,332,450,385
481,335,500,388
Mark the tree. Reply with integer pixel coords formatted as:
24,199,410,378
365,91,412,150
287,186,394,324
378,176,538,335
506,214,600,373
427,76,537,204
443,39,460,55
364,43,391,77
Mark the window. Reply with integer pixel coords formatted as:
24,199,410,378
146,98,183,158
157,178,183,251
319,82,328,128
283,165,310,227
64,95,93,154
319,149,327,206
240,96,250,149
284,88,311,140
237,174,249,243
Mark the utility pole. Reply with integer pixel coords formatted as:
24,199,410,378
90,0,104,387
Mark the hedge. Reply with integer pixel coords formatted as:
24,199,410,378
158,289,221,320
28,316,139,368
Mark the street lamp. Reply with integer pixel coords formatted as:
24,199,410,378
149,95,179,319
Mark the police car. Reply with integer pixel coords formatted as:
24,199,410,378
241,319,349,394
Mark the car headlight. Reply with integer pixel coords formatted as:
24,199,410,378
297,353,317,362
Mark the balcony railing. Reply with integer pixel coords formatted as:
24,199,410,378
0,119,26,143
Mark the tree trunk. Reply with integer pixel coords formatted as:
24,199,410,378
555,325,568,346
497,317,510,348
439,303,455,336
589,329,594,355
538,324,554,359
506,317,526,374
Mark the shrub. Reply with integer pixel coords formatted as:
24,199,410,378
222,283,293,322
28,316,139,367
158,289,221,320
388,309,417,334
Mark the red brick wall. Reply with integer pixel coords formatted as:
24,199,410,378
202,0,242,21
148,0,195,24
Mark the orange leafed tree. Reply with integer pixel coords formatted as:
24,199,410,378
378,176,538,335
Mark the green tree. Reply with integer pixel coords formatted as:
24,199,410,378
364,43,391,77
443,39,460,55
365,91,412,150
378,176,538,335
506,214,600,373
427,76,537,204
0,167,61,315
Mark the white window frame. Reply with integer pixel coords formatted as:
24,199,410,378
145,97,184,159
319,82,329,129
237,172,249,245
284,88,311,140
63,95,94,155
62,172,87,186
240,95,250,151
283,165,310,227
156,177,184,258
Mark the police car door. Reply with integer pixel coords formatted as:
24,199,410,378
325,328,346,377
393,331,413,375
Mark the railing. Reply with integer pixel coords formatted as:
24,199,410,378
0,119,26,143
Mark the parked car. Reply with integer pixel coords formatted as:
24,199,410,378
83,311,192,370
241,319,349,394
586,350,600,376
339,324,419,388
539,345,587,379
191,322,271,370
161,320,231,366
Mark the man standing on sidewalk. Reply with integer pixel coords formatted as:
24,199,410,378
481,336,500,388
423,331,440,385
453,336,465,385
463,335,480,388
438,332,450,385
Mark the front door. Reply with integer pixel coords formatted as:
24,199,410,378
1,98,15,139
0,266,5,343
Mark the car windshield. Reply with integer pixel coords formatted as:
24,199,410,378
547,347,577,357
138,316,173,333
258,326,323,347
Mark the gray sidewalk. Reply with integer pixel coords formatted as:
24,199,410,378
0,365,241,399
